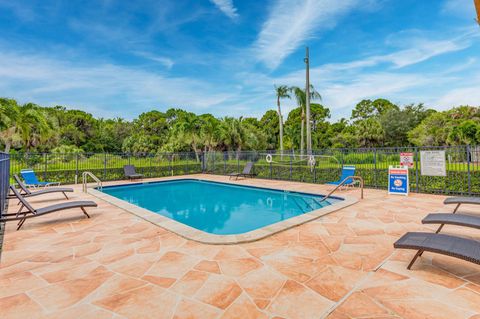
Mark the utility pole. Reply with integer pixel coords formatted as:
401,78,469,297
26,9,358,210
304,47,311,154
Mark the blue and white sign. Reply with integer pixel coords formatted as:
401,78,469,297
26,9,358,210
388,166,409,196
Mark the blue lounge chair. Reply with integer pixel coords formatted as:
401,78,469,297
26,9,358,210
327,166,356,187
20,169,60,188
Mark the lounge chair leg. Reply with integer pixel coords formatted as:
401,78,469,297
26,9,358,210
81,207,90,218
17,218,26,231
407,249,423,270
435,224,445,234
63,192,69,200
452,203,461,214
16,204,24,215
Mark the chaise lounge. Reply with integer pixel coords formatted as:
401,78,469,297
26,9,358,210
8,174,73,200
124,165,144,180
422,213,480,233
229,162,256,180
394,232,480,269
1,186,97,230
20,169,60,188
327,166,356,187
444,196,480,213
394,195,480,269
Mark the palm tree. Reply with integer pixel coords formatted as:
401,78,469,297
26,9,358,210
0,101,51,152
220,117,247,158
0,98,20,152
17,103,52,151
289,85,321,155
274,85,290,155
199,114,221,152
175,112,202,161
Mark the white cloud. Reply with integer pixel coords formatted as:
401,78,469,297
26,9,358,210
0,50,233,119
318,32,474,72
435,86,480,109
442,0,475,18
133,51,174,69
209,0,238,20
381,39,469,68
253,0,364,70
232,28,480,119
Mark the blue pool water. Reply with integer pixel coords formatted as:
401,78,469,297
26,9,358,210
101,179,342,235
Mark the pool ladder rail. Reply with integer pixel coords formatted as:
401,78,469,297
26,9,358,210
82,171,102,193
318,175,364,202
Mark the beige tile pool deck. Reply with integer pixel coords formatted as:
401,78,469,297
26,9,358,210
1,174,480,318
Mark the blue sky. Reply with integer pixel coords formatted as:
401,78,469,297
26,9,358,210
0,0,478,120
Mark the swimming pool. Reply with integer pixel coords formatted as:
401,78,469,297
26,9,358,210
100,179,343,235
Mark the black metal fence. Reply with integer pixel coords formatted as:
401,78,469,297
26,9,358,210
9,152,202,185
204,146,480,196
0,152,9,219
7,146,480,196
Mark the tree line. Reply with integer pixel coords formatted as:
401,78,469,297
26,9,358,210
0,92,479,155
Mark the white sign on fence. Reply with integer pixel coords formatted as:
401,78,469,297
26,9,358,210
420,150,446,176
400,152,414,168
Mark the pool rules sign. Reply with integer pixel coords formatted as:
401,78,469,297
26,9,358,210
388,166,409,196
400,152,414,168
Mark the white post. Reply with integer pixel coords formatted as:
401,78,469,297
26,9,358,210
305,47,311,154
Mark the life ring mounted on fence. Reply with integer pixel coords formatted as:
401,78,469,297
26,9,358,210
266,154,273,163
308,155,316,167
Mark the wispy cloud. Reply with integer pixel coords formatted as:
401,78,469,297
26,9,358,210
133,51,174,69
435,85,480,110
233,28,480,118
310,30,476,74
0,50,232,119
253,0,365,70
209,0,239,20
441,0,475,18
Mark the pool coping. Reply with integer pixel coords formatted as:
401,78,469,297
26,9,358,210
87,177,359,245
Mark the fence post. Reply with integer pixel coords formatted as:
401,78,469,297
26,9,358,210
289,152,293,180
373,148,377,189
269,161,272,179
75,153,79,184
149,155,152,178
103,153,107,180
467,145,471,195
223,152,227,175
415,147,419,193
43,153,47,180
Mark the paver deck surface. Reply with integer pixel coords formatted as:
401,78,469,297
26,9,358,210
1,174,479,318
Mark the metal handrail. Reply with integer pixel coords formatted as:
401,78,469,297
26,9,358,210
318,175,364,202
82,171,102,193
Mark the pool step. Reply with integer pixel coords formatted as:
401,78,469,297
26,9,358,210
292,197,322,213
